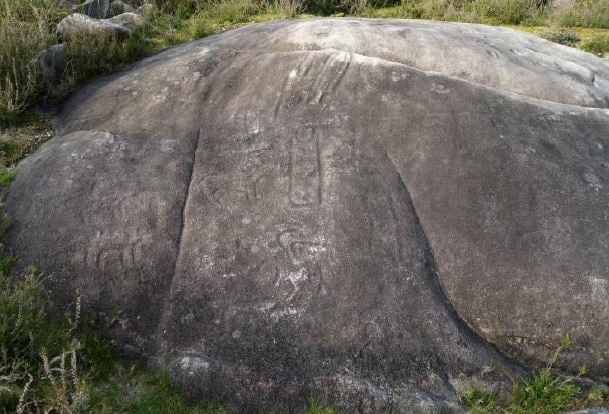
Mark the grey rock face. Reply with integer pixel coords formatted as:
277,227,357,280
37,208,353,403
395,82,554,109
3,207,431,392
568,410,609,414
30,43,66,84
5,19,609,412
57,13,130,40
77,0,110,18
106,12,146,31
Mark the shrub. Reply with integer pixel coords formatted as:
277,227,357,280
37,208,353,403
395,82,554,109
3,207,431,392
0,0,68,124
369,0,547,25
57,29,153,99
540,28,580,45
0,259,90,413
550,0,609,28
0,0,159,124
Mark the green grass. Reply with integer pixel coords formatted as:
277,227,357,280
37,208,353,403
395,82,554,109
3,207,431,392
580,32,609,55
0,0,162,126
508,368,581,414
461,336,609,414
0,249,224,413
0,111,53,189
460,386,497,413
462,371,609,414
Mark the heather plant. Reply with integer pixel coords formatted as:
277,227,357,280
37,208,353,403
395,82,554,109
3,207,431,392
0,0,68,124
540,28,580,45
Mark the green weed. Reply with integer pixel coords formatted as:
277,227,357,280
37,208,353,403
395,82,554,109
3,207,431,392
0,251,229,413
0,111,53,189
581,32,609,55
461,335,609,414
460,386,497,413
306,400,340,413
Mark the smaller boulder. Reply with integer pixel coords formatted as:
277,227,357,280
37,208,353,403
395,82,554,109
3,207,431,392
30,44,66,84
106,12,146,31
57,13,130,41
76,0,110,18
107,0,134,18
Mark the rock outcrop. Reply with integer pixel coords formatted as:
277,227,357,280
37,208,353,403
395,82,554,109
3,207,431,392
4,19,609,413
105,12,146,31
57,13,131,40
31,44,66,84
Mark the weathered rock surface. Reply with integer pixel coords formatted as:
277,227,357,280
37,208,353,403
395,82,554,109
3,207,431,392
4,18,609,412
105,12,146,31
568,410,609,414
31,43,66,84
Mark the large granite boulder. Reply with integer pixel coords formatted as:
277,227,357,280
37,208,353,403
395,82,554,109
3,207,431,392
4,18,609,412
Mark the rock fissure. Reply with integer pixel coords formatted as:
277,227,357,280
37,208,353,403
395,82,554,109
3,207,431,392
157,127,201,356
173,127,201,279
384,149,528,384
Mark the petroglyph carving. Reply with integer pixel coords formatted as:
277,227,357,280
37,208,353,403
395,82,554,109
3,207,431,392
289,127,322,207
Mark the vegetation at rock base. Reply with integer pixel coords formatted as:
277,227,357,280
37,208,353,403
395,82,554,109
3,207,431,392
0,248,607,412
0,248,239,413
0,112,53,190
581,32,609,53
0,256,345,414
461,335,609,413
